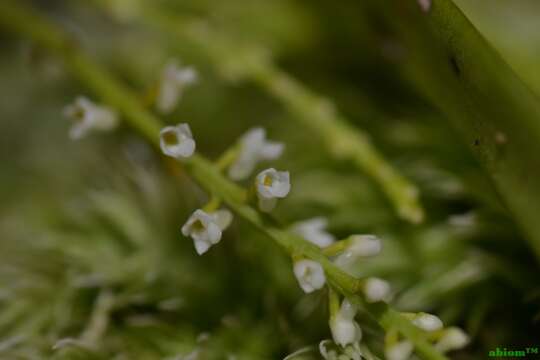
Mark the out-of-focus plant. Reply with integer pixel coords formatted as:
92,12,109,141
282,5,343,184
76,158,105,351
0,1,456,359
0,0,539,359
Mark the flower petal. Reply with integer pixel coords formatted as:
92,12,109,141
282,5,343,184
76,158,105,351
260,142,284,159
213,209,233,230
194,238,212,255
412,313,443,332
386,341,413,360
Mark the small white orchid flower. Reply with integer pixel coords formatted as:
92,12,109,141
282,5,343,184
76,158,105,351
412,313,443,332
255,168,291,212
386,340,414,360
64,96,118,140
330,299,362,348
228,127,284,180
293,259,325,293
160,123,196,159
292,217,335,248
435,327,469,353
334,235,381,267
363,277,392,303
156,59,197,114
181,209,233,255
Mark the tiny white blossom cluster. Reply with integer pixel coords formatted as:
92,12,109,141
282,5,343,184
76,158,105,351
225,127,289,212
385,312,468,360
64,96,118,140
289,220,391,304
176,126,288,255
156,59,198,114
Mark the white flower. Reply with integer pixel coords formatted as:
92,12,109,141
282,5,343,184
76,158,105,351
181,209,233,255
160,123,196,159
293,259,325,293
435,327,469,353
228,127,284,180
330,299,362,347
412,313,443,332
319,339,362,360
292,217,335,248
386,340,414,360
156,59,198,114
363,277,392,303
418,0,431,13
330,314,358,345
64,96,118,140
334,235,381,267
255,168,291,212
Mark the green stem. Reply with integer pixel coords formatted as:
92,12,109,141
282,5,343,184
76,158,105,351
215,144,240,172
328,286,341,318
202,196,221,212
322,238,352,257
100,1,424,224
0,2,446,359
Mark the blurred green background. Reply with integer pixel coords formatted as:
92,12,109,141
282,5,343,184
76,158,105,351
1,0,539,359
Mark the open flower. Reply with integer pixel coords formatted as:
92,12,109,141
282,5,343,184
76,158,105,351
255,168,291,212
64,96,118,140
181,209,233,255
293,259,325,293
330,299,362,348
160,123,196,159
334,235,381,267
386,340,414,360
292,217,335,248
363,277,392,303
156,59,197,114
228,127,284,180
435,327,469,353
412,313,443,332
